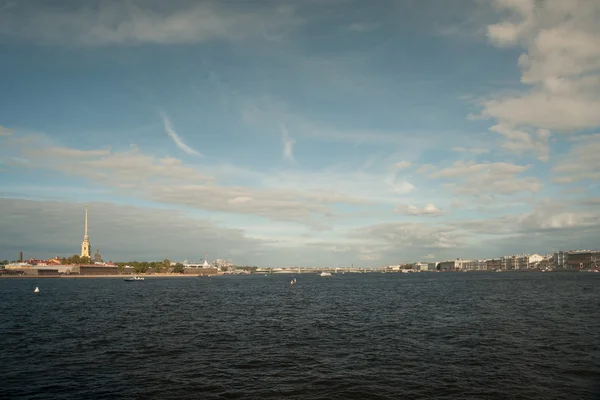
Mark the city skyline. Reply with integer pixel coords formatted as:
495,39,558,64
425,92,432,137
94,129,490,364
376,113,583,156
1,0,599,266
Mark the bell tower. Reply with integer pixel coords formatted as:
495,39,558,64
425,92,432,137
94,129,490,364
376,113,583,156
81,205,91,258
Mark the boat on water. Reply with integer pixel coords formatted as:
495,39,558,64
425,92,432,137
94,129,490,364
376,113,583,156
320,272,332,277
290,278,297,285
124,276,144,282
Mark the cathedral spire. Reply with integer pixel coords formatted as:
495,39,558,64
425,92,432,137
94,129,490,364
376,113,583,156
84,204,88,239
81,205,91,259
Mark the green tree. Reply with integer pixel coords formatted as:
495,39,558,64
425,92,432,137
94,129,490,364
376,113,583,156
68,255,81,264
133,262,143,274
80,256,91,265
173,263,185,274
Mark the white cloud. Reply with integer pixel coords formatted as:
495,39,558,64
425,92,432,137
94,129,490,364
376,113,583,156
455,200,600,235
480,0,600,132
0,1,303,45
416,164,436,174
160,111,202,156
351,222,465,251
481,93,600,131
258,166,410,204
2,133,334,226
568,133,600,142
429,161,542,196
387,180,415,195
228,196,253,204
394,203,443,216
552,136,600,183
451,147,489,154
1,131,390,229
0,126,12,136
489,123,550,161
281,125,296,162
358,253,380,261
395,161,411,169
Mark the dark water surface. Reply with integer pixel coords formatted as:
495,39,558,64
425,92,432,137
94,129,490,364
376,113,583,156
1,272,599,399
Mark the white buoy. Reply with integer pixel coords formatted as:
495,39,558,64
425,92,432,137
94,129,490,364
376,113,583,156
34,287,40,293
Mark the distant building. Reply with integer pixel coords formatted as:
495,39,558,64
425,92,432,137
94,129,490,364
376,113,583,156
464,260,486,270
500,255,529,270
438,260,472,271
47,256,62,265
515,255,529,270
215,259,233,267
486,258,502,270
414,262,429,271
437,259,485,271
93,248,103,263
81,205,91,258
566,250,600,269
528,254,544,268
553,251,568,268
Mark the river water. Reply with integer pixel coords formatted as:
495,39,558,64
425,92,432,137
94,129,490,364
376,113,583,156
1,272,599,399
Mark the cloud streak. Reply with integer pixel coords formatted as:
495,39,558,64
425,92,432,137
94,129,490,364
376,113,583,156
281,124,296,162
0,1,304,46
160,112,202,156
395,203,443,216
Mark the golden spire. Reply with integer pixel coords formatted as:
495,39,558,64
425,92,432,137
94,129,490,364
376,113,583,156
81,204,91,259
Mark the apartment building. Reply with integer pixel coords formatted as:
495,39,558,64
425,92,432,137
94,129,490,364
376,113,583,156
566,250,600,269
553,251,568,268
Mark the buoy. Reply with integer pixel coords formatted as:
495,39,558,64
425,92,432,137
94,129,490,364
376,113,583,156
34,287,40,293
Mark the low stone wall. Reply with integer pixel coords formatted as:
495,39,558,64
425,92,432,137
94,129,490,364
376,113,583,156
184,267,218,276
78,265,119,275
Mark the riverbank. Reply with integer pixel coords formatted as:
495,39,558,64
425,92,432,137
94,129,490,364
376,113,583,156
0,274,215,279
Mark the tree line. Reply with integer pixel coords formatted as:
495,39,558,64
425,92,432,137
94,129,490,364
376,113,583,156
114,259,181,274
0,257,259,274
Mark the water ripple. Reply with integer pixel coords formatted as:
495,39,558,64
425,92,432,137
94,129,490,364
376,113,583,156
1,272,599,399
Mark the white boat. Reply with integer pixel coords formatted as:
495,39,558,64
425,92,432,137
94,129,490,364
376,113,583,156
34,287,40,293
124,276,144,282
290,278,297,285
320,272,332,277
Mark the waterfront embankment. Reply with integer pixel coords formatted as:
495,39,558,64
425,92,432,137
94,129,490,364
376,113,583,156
0,273,215,279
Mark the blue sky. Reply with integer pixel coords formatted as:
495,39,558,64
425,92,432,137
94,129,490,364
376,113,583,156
1,0,599,266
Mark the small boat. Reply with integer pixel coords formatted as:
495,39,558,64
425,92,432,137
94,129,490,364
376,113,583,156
320,272,332,277
290,278,297,285
34,287,40,293
124,276,144,282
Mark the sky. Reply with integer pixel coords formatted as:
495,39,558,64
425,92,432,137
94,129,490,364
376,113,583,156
0,0,599,266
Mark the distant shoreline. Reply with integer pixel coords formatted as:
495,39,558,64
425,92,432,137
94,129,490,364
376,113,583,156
0,274,211,279
1,269,594,279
